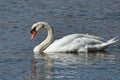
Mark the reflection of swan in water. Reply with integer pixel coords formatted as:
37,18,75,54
30,52,53,80
34,51,115,65
30,21,118,54
29,51,115,80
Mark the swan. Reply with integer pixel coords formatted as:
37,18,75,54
30,21,118,54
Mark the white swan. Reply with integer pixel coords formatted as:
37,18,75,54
31,21,118,54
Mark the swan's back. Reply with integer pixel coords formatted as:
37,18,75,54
44,34,110,53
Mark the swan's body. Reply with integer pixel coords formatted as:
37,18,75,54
31,22,118,54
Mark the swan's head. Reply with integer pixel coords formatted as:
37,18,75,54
30,21,49,40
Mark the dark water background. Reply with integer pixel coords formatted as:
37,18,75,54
0,0,120,80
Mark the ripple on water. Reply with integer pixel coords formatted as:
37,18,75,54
0,0,120,80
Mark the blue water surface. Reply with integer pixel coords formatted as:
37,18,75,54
0,0,120,80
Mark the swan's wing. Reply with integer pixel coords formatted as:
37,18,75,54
47,34,104,48
45,34,104,52
65,37,103,51
55,33,104,45
60,33,104,41
78,34,104,41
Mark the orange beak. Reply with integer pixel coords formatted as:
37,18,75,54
31,30,37,40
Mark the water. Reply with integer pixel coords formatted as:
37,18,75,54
0,0,120,80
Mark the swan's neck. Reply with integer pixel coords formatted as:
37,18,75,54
34,26,54,52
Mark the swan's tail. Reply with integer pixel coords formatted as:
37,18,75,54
101,37,118,49
107,37,118,44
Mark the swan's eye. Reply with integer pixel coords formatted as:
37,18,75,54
31,27,36,33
